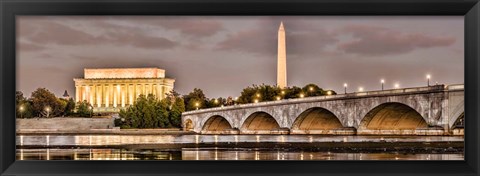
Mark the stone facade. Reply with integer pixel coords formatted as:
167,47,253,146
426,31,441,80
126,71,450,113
182,85,464,135
74,68,174,112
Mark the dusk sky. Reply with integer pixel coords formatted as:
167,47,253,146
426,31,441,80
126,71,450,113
17,16,464,98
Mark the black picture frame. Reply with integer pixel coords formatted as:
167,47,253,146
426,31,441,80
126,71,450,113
1,0,479,175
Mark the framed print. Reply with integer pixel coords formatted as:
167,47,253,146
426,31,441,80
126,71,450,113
1,0,479,176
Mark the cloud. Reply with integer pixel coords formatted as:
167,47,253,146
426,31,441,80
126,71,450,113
337,25,456,56
156,19,224,37
215,28,276,55
19,19,178,50
215,20,338,57
17,42,45,51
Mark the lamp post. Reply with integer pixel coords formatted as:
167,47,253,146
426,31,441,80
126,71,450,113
19,106,24,119
426,74,431,86
358,87,364,92
381,79,385,90
299,93,305,98
88,106,92,118
394,83,400,89
45,107,51,118
195,102,200,110
327,91,332,95
344,83,347,94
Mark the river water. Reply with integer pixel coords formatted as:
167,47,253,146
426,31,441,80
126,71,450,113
16,135,464,160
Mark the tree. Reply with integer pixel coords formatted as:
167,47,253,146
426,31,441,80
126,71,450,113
237,84,281,104
183,88,208,111
302,83,325,97
163,94,185,127
16,91,33,118
29,88,63,117
76,100,93,117
63,98,76,116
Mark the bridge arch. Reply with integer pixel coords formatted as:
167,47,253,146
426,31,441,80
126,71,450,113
449,100,464,129
291,107,344,130
240,111,280,131
184,118,194,131
201,115,233,131
358,102,428,130
451,112,464,129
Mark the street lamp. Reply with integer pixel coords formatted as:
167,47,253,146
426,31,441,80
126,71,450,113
309,86,314,92
214,99,219,104
426,74,431,86
276,96,281,101
254,99,259,103
45,106,51,118
256,93,261,98
299,93,305,98
381,79,385,90
327,91,332,95
394,83,400,89
344,83,347,94
195,102,200,110
358,87,364,92
88,106,92,118
19,105,24,118
281,90,285,95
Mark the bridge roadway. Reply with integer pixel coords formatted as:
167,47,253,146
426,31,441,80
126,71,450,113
181,84,464,135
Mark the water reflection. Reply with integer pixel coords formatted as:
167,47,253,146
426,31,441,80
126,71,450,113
16,148,464,160
15,135,464,146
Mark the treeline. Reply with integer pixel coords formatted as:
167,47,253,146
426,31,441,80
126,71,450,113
181,83,336,111
116,92,184,129
16,88,93,118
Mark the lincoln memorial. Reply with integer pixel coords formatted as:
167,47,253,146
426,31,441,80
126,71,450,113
74,68,175,112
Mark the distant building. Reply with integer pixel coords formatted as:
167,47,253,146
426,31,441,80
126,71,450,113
73,68,175,112
62,90,70,99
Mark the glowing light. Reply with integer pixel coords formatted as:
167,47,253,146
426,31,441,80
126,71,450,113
276,96,281,101
19,106,24,111
327,91,332,95
299,93,305,98
214,99,219,104
281,90,285,95
358,87,364,92
426,74,431,79
344,83,348,87
395,83,400,88
309,86,314,91
256,93,261,98
254,99,259,103
381,79,385,83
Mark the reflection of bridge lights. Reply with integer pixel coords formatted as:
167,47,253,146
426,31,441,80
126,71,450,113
196,150,199,160
256,135,260,142
234,135,238,143
309,136,313,143
195,135,199,144
300,152,304,160
256,151,260,160
235,151,239,160
214,135,218,143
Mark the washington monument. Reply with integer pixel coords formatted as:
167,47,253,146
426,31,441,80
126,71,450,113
277,22,287,88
